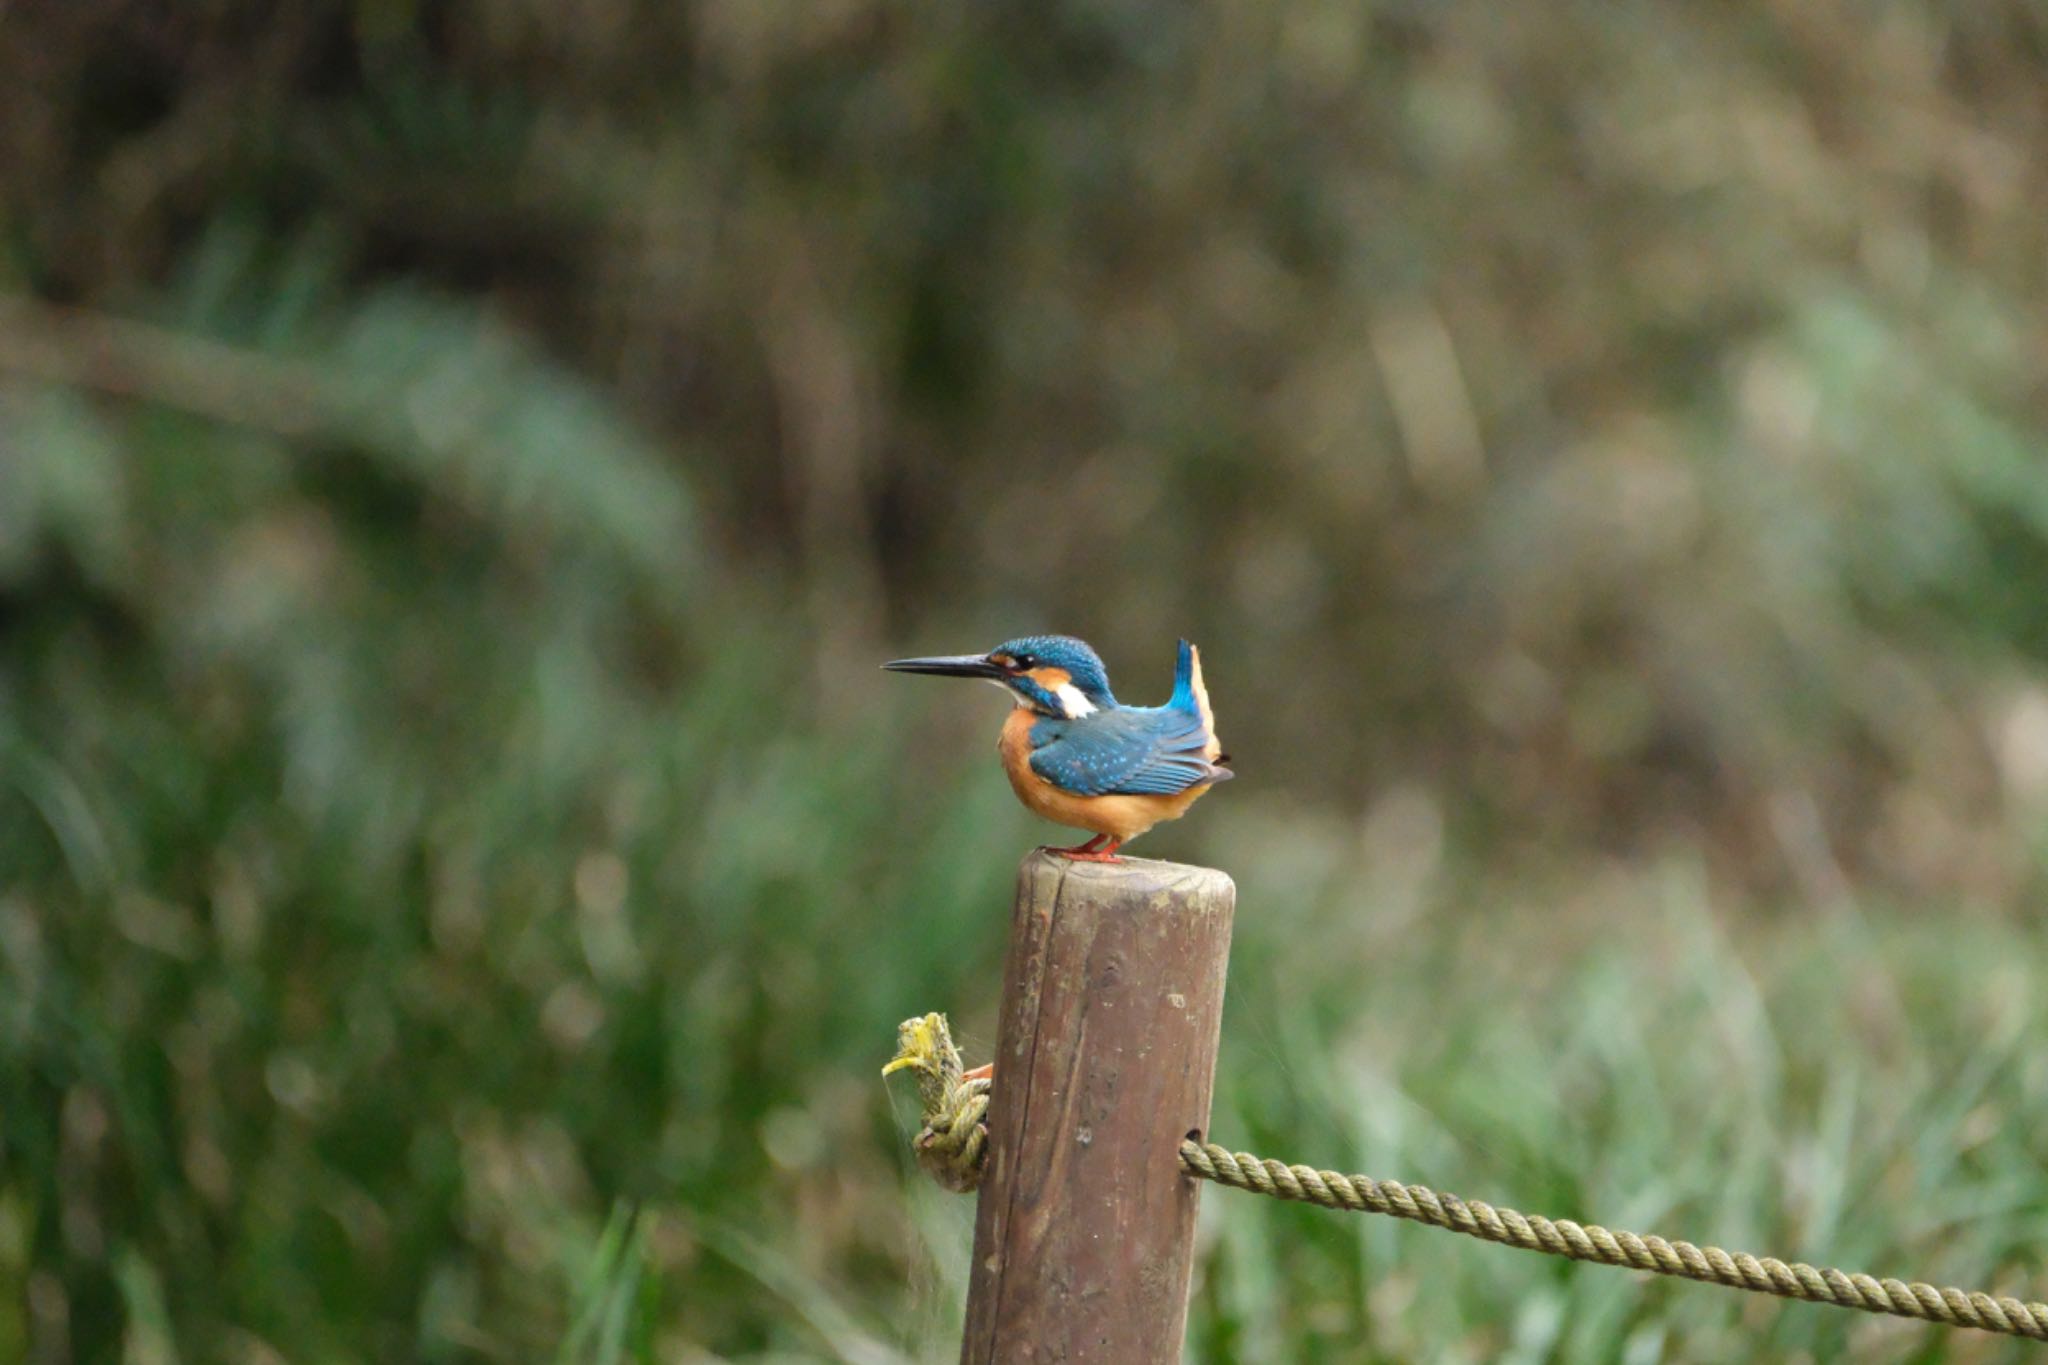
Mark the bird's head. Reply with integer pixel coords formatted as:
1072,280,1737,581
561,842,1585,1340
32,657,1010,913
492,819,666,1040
884,633,1117,718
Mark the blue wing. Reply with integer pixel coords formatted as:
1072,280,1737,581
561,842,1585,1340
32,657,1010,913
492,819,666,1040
1027,707,1231,798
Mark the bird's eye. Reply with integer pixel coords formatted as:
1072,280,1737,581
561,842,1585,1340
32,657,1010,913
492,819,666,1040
1011,654,1034,670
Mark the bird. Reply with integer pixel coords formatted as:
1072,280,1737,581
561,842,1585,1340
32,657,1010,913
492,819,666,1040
883,634,1232,862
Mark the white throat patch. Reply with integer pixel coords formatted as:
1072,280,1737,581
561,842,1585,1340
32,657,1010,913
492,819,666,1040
1054,682,1098,717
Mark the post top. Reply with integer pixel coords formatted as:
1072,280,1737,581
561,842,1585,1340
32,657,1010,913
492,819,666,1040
1018,846,1236,898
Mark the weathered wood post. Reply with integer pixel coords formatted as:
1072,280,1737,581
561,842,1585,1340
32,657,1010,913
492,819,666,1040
961,848,1236,1363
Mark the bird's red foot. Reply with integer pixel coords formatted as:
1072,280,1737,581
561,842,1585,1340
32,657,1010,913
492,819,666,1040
1053,836,1124,862
962,1062,993,1083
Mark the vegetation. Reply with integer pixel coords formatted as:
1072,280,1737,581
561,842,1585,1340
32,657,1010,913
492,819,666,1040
4,3,2048,1360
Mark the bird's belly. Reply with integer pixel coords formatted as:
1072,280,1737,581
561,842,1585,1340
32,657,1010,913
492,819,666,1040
997,709,1214,839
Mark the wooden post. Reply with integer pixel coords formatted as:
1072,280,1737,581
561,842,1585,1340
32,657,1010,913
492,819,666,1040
961,849,1236,1363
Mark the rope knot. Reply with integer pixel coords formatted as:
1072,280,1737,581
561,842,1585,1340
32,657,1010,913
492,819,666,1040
882,1012,992,1193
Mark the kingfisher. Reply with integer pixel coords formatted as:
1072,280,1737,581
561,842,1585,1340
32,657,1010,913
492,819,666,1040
884,635,1232,861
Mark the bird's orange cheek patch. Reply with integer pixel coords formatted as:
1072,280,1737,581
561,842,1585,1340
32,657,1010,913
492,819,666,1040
1025,667,1072,691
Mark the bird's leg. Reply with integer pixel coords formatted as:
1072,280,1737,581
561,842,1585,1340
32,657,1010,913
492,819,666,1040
1057,836,1125,863
962,1062,993,1083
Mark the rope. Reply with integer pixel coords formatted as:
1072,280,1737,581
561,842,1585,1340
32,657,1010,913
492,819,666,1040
882,1013,993,1193
884,1012,2048,1343
1177,1141,2048,1340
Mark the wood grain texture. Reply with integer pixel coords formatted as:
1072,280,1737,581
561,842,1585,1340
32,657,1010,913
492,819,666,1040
962,849,1236,1364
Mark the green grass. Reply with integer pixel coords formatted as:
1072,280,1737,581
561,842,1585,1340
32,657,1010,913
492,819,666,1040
1189,847,2048,1364
4,427,2046,1359
15,605,2048,1364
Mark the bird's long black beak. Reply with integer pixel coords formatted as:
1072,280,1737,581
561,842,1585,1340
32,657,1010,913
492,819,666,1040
882,653,1008,679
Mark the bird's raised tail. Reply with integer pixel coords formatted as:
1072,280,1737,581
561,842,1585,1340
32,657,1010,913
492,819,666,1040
1170,638,1227,767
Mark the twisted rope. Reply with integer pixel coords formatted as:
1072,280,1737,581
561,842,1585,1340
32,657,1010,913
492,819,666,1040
1178,1141,2048,1341
885,1012,2048,1342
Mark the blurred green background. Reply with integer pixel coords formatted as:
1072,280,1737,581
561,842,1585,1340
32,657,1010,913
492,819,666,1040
5,3,2048,1361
